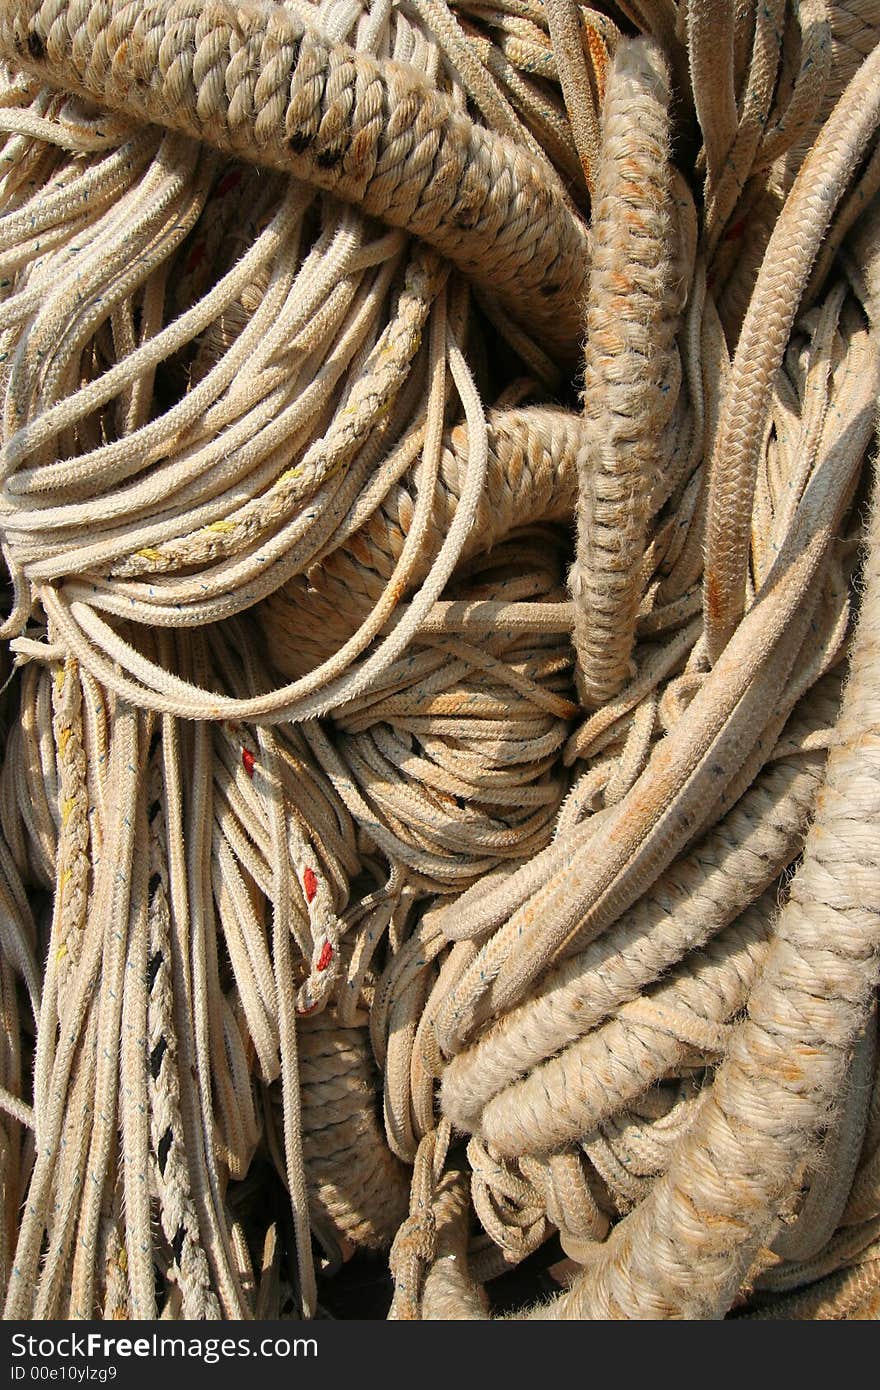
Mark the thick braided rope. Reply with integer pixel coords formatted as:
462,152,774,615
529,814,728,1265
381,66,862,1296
0,0,588,360
475,903,773,1158
296,1008,410,1249
570,35,681,707
764,1015,877,1269
743,1251,880,1319
424,293,874,1048
423,329,874,1063
2,0,880,1324
826,2,880,111
702,37,880,659
536,451,880,1320
441,729,831,1135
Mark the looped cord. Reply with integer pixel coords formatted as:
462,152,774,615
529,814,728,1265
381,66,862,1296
0,0,879,1325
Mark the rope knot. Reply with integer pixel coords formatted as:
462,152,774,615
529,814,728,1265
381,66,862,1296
389,1208,437,1273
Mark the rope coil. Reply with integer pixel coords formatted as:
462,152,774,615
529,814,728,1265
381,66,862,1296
0,0,878,1323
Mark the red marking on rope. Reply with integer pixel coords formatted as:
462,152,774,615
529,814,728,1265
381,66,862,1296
724,218,747,242
316,941,333,972
185,240,207,275
303,866,318,903
241,747,256,778
215,169,244,198
297,1000,320,1016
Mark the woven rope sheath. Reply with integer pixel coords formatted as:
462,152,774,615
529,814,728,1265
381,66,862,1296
0,0,879,1326
540,454,880,1318
0,0,589,362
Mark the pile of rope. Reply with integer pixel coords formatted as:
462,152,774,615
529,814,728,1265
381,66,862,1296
0,0,878,1321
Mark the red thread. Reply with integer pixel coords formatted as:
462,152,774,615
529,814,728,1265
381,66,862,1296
316,942,333,972
215,169,244,198
185,240,207,275
241,747,256,778
303,866,318,903
724,218,747,242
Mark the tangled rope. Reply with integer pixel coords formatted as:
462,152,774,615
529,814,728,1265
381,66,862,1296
0,0,878,1324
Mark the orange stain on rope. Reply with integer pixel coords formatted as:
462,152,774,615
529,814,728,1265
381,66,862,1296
705,568,723,633
585,28,609,102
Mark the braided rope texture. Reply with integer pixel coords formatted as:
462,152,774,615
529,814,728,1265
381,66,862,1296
0,0,589,359
570,36,681,707
0,0,878,1327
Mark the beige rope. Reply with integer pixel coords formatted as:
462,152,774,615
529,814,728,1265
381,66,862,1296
295,1007,410,1248
1,0,879,1326
569,35,683,707
0,0,588,360
520,445,880,1318
441,693,838,1138
703,37,880,659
